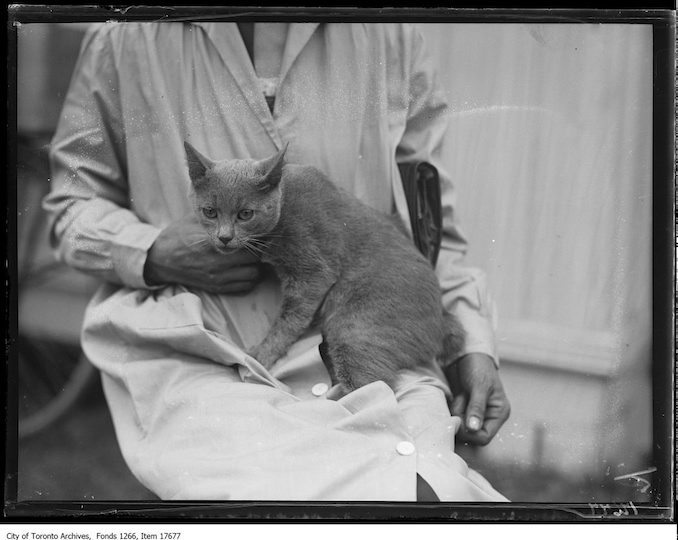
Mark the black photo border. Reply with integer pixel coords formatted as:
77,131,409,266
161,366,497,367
4,4,676,524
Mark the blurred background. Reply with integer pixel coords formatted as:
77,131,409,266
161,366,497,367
14,21,654,503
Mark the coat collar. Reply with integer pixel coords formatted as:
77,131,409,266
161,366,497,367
279,23,320,86
193,22,278,146
192,22,320,149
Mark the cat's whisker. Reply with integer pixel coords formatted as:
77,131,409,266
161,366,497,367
187,238,210,247
246,236,271,246
247,239,270,249
242,241,265,257
242,245,256,258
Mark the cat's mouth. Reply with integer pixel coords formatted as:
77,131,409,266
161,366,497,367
211,241,239,254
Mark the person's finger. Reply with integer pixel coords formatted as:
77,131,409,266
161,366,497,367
483,397,511,438
458,428,492,446
462,394,511,445
465,386,490,433
212,280,261,294
226,249,262,265
203,249,261,266
459,406,507,446
450,393,467,418
479,416,503,442
214,263,264,284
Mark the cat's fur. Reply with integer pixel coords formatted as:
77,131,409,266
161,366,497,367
185,141,465,392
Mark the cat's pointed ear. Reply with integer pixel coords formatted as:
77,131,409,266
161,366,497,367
256,142,288,192
184,141,214,182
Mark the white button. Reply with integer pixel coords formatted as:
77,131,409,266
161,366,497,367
396,441,416,456
311,383,329,396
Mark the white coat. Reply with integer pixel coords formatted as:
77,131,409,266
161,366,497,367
44,21,504,501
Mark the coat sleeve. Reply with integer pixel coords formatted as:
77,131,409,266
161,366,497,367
42,23,161,289
395,26,498,366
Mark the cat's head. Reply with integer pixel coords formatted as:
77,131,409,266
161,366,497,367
185,141,288,254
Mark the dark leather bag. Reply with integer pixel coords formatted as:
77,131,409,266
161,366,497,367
398,162,443,268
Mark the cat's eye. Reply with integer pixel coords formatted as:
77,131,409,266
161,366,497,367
202,207,217,219
237,209,254,221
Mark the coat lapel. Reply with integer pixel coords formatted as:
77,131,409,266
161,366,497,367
193,22,282,148
278,23,321,87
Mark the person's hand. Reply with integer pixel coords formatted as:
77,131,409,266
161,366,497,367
445,353,510,446
143,214,265,294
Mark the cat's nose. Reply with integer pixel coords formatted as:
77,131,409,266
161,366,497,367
218,234,234,247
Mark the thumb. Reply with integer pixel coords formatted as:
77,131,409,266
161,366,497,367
465,388,489,432
450,392,467,419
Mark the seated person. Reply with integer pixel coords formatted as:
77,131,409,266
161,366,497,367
43,21,510,501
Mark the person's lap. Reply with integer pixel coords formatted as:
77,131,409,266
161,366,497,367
83,278,507,501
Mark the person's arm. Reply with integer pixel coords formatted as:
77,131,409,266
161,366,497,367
395,25,510,445
43,24,158,288
44,24,263,293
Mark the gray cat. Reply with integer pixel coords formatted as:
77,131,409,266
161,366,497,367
185,141,464,392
